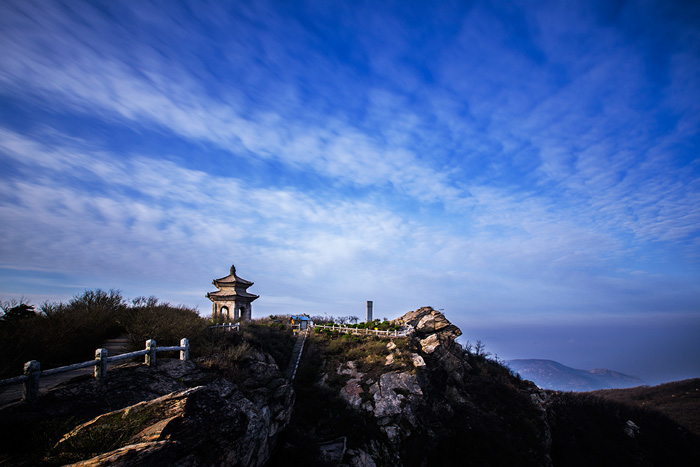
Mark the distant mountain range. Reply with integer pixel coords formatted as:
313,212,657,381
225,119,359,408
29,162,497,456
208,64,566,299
507,359,645,392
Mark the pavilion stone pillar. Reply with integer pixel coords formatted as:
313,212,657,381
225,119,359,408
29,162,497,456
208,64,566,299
207,264,259,323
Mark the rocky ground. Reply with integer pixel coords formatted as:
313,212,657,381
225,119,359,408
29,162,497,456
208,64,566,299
0,349,293,466
1,308,698,466
271,307,700,467
271,307,553,466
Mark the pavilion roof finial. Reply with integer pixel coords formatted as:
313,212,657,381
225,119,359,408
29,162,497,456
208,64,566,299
230,264,236,276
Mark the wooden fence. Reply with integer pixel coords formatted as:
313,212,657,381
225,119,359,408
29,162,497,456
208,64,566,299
314,324,409,338
0,338,189,402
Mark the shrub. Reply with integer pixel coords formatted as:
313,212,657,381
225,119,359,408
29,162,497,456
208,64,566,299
120,299,208,350
0,289,126,378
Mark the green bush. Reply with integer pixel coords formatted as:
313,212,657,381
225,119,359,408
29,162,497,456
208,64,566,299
0,290,126,378
120,299,208,351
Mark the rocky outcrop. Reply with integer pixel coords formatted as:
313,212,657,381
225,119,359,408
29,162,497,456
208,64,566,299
394,306,462,340
330,307,553,466
55,376,291,467
0,350,294,467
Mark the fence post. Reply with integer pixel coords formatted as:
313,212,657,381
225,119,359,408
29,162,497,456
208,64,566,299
180,338,190,361
23,360,40,402
145,339,156,367
95,348,108,379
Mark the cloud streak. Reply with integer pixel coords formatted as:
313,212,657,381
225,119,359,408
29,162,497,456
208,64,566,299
0,0,698,381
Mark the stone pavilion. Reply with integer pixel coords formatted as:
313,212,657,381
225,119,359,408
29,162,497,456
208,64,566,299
207,264,259,322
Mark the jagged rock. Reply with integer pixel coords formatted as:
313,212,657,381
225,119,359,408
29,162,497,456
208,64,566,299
419,333,440,354
320,307,554,466
66,441,174,467
341,378,365,409
0,346,294,467
338,361,366,409
370,371,422,423
338,360,364,378
410,353,425,368
318,437,347,463
345,448,377,467
624,420,640,438
380,424,401,441
50,358,294,467
394,306,462,340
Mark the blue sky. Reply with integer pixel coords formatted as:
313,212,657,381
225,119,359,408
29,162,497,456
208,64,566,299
1,0,698,384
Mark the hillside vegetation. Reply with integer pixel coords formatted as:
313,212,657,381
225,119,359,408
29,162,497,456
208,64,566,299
0,290,212,379
272,307,700,466
0,309,296,466
589,378,700,436
1,300,699,466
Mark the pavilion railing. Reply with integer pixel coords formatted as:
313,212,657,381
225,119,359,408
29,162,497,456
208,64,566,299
209,322,240,332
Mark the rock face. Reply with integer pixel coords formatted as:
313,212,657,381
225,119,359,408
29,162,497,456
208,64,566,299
330,307,552,467
0,352,294,466
56,378,291,467
395,306,462,340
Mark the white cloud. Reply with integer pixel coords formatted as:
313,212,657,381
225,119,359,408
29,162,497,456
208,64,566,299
0,0,698,326
0,0,465,210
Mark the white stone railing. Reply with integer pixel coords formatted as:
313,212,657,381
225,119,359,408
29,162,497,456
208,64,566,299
0,338,189,402
313,324,409,338
289,328,309,382
209,322,240,331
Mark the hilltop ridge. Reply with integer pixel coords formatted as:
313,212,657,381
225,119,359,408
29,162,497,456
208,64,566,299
272,307,700,466
507,358,645,391
0,306,698,466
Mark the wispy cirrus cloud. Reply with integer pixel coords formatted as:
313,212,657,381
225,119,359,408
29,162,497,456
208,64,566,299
0,1,466,209
2,0,698,259
2,125,676,316
0,1,699,382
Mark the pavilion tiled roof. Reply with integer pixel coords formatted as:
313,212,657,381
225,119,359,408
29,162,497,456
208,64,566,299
207,289,259,299
207,264,259,301
212,264,254,287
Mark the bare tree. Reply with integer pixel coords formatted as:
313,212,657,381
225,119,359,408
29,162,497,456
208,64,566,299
474,340,491,357
0,298,35,321
464,340,474,354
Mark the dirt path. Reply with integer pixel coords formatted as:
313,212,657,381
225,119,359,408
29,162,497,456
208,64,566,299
0,334,130,406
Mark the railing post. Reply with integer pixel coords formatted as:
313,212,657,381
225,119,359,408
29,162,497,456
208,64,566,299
23,360,40,402
180,338,190,361
95,348,108,379
145,339,156,367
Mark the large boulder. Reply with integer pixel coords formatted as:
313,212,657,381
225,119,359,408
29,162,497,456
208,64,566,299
393,306,462,340
56,379,290,467
0,353,294,467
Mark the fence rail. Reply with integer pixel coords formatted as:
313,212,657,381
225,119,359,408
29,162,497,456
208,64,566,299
289,328,309,382
209,322,240,331
0,338,189,402
314,324,409,338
